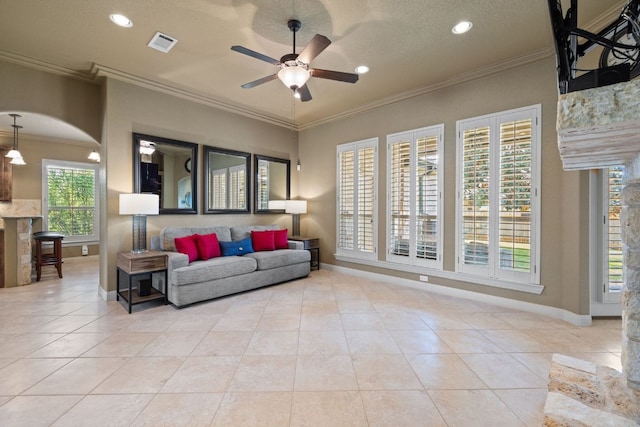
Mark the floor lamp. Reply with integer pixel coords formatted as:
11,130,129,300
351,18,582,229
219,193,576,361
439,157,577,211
119,193,159,253
286,200,307,237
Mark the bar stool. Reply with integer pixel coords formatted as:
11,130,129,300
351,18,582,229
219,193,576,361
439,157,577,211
33,231,64,281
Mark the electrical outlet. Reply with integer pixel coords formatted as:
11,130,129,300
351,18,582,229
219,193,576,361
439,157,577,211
419,275,429,282
81,245,88,256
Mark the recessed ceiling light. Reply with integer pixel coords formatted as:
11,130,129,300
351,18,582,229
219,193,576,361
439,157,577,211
355,65,369,74
452,21,472,35
109,13,133,28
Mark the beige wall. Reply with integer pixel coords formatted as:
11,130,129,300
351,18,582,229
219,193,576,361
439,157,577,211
101,78,299,293
298,55,590,314
1,55,592,315
0,61,102,141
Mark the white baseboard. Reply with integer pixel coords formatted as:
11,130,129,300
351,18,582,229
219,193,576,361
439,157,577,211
98,286,117,301
323,264,592,327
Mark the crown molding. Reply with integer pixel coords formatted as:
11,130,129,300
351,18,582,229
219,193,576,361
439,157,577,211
0,49,94,82
299,47,555,131
90,64,295,129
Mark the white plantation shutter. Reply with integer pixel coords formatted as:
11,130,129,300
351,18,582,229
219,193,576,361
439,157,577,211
229,165,246,209
387,125,443,269
457,105,540,285
499,119,532,274
460,123,491,275
358,146,376,252
605,166,624,294
337,138,377,259
389,138,411,258
42,159,99,243
257,160,269,210
210,168,227,209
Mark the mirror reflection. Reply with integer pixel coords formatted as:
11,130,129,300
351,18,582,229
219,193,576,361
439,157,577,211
254,155,290,213
133,133,198,214
204,146,251,213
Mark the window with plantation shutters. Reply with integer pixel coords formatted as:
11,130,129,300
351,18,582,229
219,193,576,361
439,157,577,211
456,105,540,285
337,138,377,259
42,160,99,243
604,166,624,297
387,125,443,269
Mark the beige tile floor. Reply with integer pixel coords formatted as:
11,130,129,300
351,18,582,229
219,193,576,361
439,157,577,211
0,256,622,426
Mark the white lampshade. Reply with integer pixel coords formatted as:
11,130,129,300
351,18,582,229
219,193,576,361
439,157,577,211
5,149,21,159
268,200,287,210
285,200,307,214
9,155,26,165
119,193,159,215
88,151,100,162
278,66,310,89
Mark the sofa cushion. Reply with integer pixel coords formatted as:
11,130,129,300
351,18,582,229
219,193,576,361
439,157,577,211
172,256,257,286
251,230,275,252
174,234,200,262
274,229,289,249
196,233,221,260
245,249,310,270
220,237,254,256
161,226,231,251
230,225,280,241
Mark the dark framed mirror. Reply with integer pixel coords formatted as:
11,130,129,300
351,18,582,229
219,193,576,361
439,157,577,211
203,146,251,214
133,132,198,214
254,155,290,213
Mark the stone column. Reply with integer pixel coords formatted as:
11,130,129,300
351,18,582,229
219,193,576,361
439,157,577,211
621,179,640,391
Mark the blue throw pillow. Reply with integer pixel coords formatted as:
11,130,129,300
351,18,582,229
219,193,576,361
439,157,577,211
220,237,254,256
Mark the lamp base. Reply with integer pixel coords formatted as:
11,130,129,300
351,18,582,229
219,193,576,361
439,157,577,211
292,214,301,237
131,215,148,253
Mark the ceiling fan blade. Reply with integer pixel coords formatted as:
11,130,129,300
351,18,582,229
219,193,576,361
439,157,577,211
310,68,359,83
231,45,280,65
241,74,278,89
296,84,312,102
297,34,331,64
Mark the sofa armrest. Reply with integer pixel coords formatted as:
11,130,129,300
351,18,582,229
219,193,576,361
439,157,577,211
288,240,305,250
166,251,189,272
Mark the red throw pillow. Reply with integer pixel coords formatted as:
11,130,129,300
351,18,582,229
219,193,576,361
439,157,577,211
251,230,275,252
174,234,199,262
274,229,289,249
196,233,221,260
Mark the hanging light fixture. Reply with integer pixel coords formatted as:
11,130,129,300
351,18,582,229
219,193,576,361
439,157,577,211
5,114,25,165
88,150,101,162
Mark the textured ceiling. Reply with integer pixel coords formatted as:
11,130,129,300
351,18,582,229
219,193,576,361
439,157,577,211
0,0,624,140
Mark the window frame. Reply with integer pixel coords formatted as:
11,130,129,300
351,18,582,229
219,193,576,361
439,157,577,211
336,138,378,260
386,124,444,270
455,104,541,286
42,159,100,244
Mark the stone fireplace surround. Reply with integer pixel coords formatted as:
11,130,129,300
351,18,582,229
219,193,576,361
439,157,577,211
546,80,640,425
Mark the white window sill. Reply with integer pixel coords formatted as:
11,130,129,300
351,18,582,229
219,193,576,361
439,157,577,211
334,254,544,295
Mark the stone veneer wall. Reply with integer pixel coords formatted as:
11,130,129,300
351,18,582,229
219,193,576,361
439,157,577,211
0,199,41,229
557,81,640,392
621,158,640,391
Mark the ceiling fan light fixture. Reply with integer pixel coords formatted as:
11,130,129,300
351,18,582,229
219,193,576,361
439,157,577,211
355,65,369,74
278,66,310,90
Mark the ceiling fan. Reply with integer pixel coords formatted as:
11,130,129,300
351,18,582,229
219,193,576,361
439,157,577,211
231,19,359,102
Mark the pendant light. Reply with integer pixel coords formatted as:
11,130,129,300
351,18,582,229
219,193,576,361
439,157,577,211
5,114,25,165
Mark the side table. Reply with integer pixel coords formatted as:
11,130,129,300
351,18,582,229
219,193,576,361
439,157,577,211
288,236,320,270
116,251,168,313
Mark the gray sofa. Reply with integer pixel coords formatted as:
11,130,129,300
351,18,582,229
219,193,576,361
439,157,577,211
151,225,311,307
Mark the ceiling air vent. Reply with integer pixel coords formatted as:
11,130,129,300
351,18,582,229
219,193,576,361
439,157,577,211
147,32,178,53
